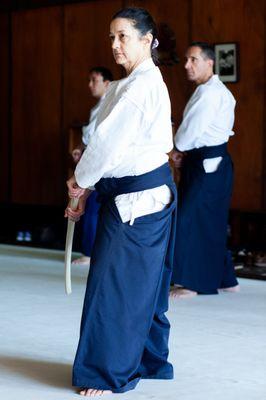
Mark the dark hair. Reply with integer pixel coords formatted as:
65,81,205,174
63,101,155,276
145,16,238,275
90,66,113,81
112,7,158,63
189,41,215,62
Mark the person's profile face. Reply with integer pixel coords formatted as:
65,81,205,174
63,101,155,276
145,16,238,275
88,72,108,98
184,46,213,84
109,18,148,71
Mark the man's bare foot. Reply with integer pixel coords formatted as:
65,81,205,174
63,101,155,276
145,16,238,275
219,284,240,293
72,256,91,266
80,388,112,396
170,287,198,298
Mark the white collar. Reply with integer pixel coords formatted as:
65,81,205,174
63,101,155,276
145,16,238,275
199,74,219,87
129,58,155,78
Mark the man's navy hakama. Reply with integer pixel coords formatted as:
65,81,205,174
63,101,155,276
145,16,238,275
81,191,100,257
73,163,176,393
172,143,238,294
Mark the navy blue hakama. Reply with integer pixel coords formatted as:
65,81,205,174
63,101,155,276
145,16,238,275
172,143,238,294
73,163,177,393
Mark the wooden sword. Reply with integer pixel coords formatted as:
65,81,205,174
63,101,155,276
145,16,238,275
64,197,79,295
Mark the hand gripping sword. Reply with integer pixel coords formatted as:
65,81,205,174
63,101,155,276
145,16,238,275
64,197,79,295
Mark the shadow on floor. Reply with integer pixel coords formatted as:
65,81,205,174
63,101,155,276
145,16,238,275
0,355,73,389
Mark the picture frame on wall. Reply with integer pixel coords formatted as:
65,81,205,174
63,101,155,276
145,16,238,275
214,43,238,83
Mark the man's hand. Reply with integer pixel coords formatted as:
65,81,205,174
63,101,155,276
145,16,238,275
170,150,185,169
72,148,82,163
71,143,85,164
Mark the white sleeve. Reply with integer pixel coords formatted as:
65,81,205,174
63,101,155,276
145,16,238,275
174,89,219,151
81,120,96,146
75,96,147,188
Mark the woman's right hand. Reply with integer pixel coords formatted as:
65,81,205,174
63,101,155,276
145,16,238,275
67,175,86,199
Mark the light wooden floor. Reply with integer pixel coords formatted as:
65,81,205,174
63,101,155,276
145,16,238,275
0,244,265,400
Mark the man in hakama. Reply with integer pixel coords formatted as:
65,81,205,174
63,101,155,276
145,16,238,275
171,42,239,298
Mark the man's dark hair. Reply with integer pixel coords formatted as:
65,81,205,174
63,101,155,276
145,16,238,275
90,66,113,81
189,41,215,62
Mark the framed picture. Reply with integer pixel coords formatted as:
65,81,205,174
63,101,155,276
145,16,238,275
214,43,238,83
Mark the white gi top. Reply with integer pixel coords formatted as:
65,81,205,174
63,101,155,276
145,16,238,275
174,74,236,172
81,96,105,146
75,58,173,224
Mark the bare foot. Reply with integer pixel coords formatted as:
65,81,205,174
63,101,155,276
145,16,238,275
220,284,240,293
72,256,91,266
80,388,112,396
170,287,198,298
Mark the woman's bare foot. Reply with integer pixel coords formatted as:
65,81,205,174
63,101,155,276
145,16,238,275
170,287,198,298
72,256,91,265
80,388,112,396
220,284,240,293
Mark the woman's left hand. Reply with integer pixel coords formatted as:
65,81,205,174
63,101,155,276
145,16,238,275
64,189,92,221
64,197,86,222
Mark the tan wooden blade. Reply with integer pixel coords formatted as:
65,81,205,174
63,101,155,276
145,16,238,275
64,197,79,295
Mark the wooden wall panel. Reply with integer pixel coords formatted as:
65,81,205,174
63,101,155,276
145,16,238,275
12,7,64,205
0,13,10,202
263,1,266,210
125,0,190,127
63,0,122,133
1,0,264,211
191,0,265,210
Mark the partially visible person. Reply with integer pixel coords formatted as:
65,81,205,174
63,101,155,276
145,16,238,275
170,42,239,298
65,7,176,396
71,67,113,265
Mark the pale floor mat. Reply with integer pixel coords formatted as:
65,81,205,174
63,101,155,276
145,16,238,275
0,244,265,400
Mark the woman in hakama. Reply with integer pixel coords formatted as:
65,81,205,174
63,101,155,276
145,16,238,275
65,7,177,396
